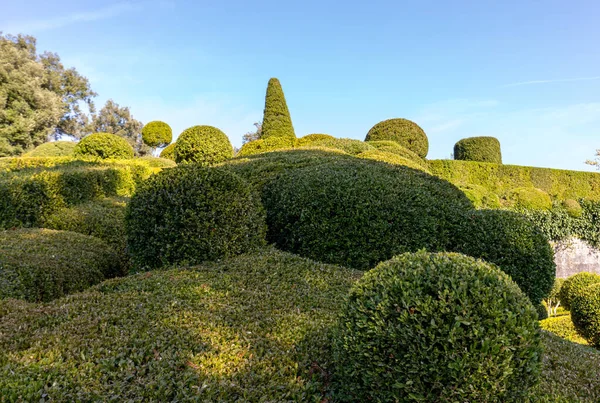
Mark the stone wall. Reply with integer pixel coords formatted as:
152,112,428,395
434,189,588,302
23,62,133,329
554,238,600,278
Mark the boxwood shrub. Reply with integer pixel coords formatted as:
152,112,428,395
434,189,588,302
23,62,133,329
174,125,233,165
159,142,176,160
237,136,296,157
450,209,556,304
261,77,296,140
262,158,473,269
365,118,429,158
458,183,501,209
454,136,502,163
24,141,76,157
296,137,373,155
366,139,425,162
507,187,552,210
559,272,600,311
540,314,588,345
0,228,123,302
142,121,172,148
332,251,541,402
563,199,583,217
356,150,430,172
297,133,335,145
571,282,600,347
74,133,134,159
126,165,267,270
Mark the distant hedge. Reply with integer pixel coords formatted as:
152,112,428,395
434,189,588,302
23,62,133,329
454,136,502,163
24,141,76,157
159,143,176,160
74,133,134,159
357,150,430,172
261,78,296,140
458,183,501,209
559,272,600,311
0,229,123,302
142,121,172,148
296,137,373,155
174,125,233,165
297,134,335,145
365,118,429,158
237,136,296,157
507,187,552,210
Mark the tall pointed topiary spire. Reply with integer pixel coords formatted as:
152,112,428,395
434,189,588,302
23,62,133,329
261,78,296,140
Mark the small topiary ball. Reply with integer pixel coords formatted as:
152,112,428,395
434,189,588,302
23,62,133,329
365,118,429,158
332,251,542,402
125,165,267,270
559,272,600,311
237,136,296,157
450,209,556,305
174,125,233,165
570,282,600,347
74,133,134,160
25,141,76,157
506,187,552,210
159,143,176,161
142,121,173,148
563,199,583,218
454,136,502,164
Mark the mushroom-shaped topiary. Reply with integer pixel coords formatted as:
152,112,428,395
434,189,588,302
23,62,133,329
365,118,429,158
174,125,233,165
261,78,296,140
142,121,172,148
74,133,134,160
454,136,502,163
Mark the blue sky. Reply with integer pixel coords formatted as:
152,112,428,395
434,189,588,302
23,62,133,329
2,0,600,171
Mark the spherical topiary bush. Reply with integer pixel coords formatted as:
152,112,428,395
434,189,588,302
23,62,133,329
563,199,583,217
507,187,552,210
454,136,502,163
365,118,429,158
332,251,542,402
237,136,296,157
142,121,172,148
263,158,473,270
570,282,600,347
450,209,556,304
159,142,176,161
173,125,233,165
458,183,501,209
559,272,600,311
25,141,76,157
74,133,134,159
366,140,425,163
126,165,267,270
296,137,373,155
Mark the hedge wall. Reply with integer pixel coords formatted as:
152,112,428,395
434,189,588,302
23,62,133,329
454,136,502,163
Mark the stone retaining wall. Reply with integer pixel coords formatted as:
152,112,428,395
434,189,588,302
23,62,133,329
554,238,600,278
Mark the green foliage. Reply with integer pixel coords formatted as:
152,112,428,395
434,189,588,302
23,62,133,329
126,165,267,271
356,150,431,172
296,137,373,155
263,158,473,269
0,228,122,302
366,139,426,163
365,118,429,158
142,121,172,148
540,314,588,345
297,133,335,145
450,209,556,304
174,125,233,165
507,187,552,210
571,283,600,347
24,141,76,157
261,78,296,140
159,142,176,160
74,132,135,159
454,136,502,163
458,183,501,209
544,278,565,317
237,136,296,157
332,251,541,402
563,199,583,217
138,156,177,168
559,272,600,311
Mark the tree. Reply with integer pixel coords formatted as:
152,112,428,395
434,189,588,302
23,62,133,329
261,78,295,140
586,151,600,168
242,121,262,144
87,99,148,155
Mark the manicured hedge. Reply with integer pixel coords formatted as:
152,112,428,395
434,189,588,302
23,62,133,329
174,125,233,165
159,143,176,160
24,141,76,157
507,187,552,210
571,283,600,347
365,118,429,158
356,150,430,172
450,209,556,304
126,165,267,270
458,183,501,209
366,140,426,163
138,156,177,168
74,133,135,159
332,251,541,402
563,199,583,217
142,121,172,148
0,228,123,302
296,137,373,155
297,133,335,145
261,78,296,140
540,314,588,345
262,158,473,269
237,136,296,157
559,272,600,311
454,136,502,163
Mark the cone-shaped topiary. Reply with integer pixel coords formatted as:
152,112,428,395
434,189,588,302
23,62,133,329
454,136,502,163
365,118,429,158
74,133,134,159
160,143,176,161
261,78,296,140
142,121,172,148
174,125,233,165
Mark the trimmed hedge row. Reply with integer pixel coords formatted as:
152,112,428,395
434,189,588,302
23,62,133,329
454,136,502,163
24,141,76,157
365,118,429,158
296,137,373,155
0,228,123,302
366,140,426,163
457,183,501,209
507,187,552,210
356,150,431,172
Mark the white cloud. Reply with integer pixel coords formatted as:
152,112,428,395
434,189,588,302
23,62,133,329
503,76,600,88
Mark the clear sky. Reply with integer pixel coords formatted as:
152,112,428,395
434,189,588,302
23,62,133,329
2,0,599,171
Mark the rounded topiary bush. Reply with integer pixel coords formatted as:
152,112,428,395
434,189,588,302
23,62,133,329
297,133,335,145
25,141,76,157
174,125,233,165
450,209,556,304
563,199,583,218
159,142,176,161
0,228,123,302
559,272,600,311
356,150,430,172
296,137,373,155
332,251,542,402
366,140,425,163
74,133,134,160
507,187,552,210
570,282,600,347
458,183,501,209
454,136,502,163
263,158,473,270
142,121,172,148
126,165,267,270
237,136,296,157
365,118,429,158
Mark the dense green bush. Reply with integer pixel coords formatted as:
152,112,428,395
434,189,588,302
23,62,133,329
296,137,373,155
173,125,233,165
507,187,552,210
571,283,600,347
564,199,583,217
237,136,296,157
454,136,502,163
458,183,501,209
261,78,296,140
356,150,430,172
142,121,172,148
297,133,335,145
366,139,425,162
540,314,588,345
74,133,134,159
0,228,123,302
159,142,176,160
24,141,76,157
138,156,177,168
263,158,473,269
126,165,267,270
365,118,429,158
559,272,600,311
450,209,556,304
332,251,541,402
